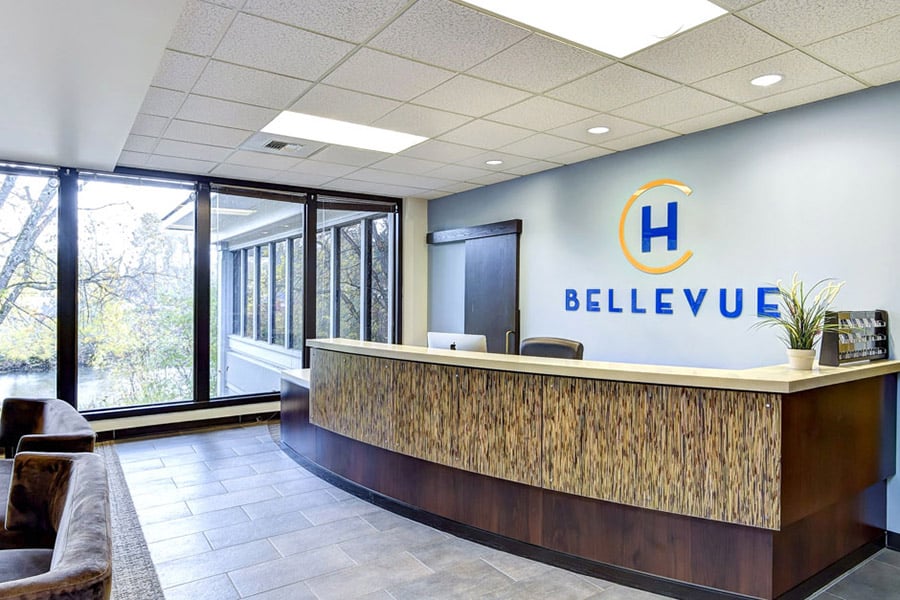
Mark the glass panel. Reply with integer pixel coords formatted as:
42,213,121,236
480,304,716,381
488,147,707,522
316,229,332,339
258,245,270,342
338,223,361,339
370,216,390,343
273,240,286,346
231,251,241,335
0,173,59,399
77,178,194,409
210,190,303,398
290,237,303,349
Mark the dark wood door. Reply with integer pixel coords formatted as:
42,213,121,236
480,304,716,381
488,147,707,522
465,234,519,353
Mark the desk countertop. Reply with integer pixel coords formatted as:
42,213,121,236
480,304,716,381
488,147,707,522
304,338,900,394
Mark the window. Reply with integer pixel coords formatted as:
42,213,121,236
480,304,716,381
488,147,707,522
0,169,59,399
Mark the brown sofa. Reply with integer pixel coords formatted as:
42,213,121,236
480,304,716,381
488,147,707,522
0,398,96,458
0,452,111,599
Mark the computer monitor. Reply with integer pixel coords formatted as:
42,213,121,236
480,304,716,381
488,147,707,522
427,331,487,352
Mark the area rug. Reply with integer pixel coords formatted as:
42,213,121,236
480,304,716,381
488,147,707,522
96,443,166,600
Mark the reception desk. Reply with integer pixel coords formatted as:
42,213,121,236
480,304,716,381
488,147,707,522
281,339,899,599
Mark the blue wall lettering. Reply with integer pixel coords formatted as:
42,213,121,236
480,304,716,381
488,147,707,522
684,288,708,316
757,287,780,317
586,289,601,312
608,289,623,313
655,288,674,314
565,289,579,311
719,288,743,318
631,288,646,314
641,201,678,252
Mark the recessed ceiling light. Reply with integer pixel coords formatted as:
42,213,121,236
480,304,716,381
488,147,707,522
751,73,784,87
262,111,428,154
485,159,504,166
460,0,726,58
588,126,610,135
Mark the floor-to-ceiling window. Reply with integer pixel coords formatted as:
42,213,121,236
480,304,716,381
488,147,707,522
0,166,59,399
76,175,196,409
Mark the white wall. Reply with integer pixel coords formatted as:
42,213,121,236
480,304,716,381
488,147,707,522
425,82,900,531
401,197,429,346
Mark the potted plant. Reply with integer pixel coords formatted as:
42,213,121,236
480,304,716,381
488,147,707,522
754,273,845,369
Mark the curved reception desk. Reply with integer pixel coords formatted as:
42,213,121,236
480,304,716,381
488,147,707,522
280,339,899,599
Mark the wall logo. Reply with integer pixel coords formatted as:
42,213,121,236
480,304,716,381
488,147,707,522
618,178,692,274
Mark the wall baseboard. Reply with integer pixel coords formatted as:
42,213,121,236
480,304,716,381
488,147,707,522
888,530,900,551
93,401,280,440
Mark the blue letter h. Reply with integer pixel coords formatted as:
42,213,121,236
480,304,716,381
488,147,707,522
641,202,678,252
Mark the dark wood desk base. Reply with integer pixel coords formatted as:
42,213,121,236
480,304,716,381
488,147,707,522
281,379,887,600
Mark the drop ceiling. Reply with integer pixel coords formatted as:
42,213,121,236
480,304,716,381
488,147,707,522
3,0,899,200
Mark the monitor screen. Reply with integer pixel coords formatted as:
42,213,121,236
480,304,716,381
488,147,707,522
426,331,487,352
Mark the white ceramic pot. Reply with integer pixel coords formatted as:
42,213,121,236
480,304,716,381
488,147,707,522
786,348,816,370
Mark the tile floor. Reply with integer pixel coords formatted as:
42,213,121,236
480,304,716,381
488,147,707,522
115,423,900,600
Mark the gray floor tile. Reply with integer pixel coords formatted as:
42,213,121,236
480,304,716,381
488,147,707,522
204,510,313,550
120,457,165,472
172,464,256,487
409,536,496,572
161,447,236,467
271,473,334,496
875,548,900,569
221,468,308,494
156,538,280,588
387,558,513,600
148,532,211,564
163,574,239,600
142,506,249,544
185,485,281,514
251,455,305,474
305,551,432,600
269,516,379,557
301,497,381,526
228,544,356,597
242,581,318,600
585,583,669,599
132,481,228,510
825,559,900,600
480,571,603,600
137,500,191,526
338,519,449,564
204,451,285,471
241,488,337,520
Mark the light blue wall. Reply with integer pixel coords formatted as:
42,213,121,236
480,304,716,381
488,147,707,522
426,81,900,530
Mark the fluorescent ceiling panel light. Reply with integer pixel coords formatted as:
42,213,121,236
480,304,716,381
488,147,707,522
262,111,428,154
212,207,255,216
460,0,726,58
751,73,783,87
485,159,504,165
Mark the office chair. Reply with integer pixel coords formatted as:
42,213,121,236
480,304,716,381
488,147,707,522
519,337,584,360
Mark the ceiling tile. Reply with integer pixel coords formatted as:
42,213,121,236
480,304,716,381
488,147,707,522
856,59,900,85
347,168,456,190
331,178,426,198
206,0,244,7
549,114,651,145
550,146,615,165
324,48,454,101
131,114,170,137
666,105,761,134
226,149,300,170
498,133,587,160
176,95,277,130
745,76,865,112
139,87,186,117
242,0,408,43
369,155,444,175
123,135,157,153
805,16,900,73
486,96,597,131
147,155,218,174
412,75,531,117
467,34,612,92
193,61,311,109
210,163,285,181
291,159,359,178
602,129,680,152
272,171,335,188
152,50,207,91
369,0,529,71
627,15,791,83
710,0,759,9
167,0,234,55
117,151,149,167
372,104,472,138
426,163,494,182
399,140,486,163
612,87,735,127
693,51,845,103
288,85,401,124
469,171,518,186
505,160,562,176
164,119,252,147
455,151,535,170
547,64,680,112
310,146,390,167
739,0,900,46
155,139,234,162
214,13,354,80
438,181,480,194
437,119,534,149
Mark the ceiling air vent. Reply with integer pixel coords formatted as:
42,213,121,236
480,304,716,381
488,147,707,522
263,139,304,152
